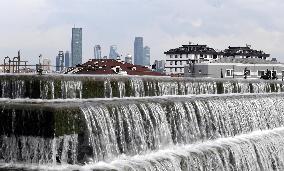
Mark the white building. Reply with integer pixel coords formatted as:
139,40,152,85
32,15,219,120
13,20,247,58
223,46,270,60
125,54,132,64
164,44,223,75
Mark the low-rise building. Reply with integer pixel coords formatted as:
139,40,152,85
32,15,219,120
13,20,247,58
223,46,270,60
185,57,284,79
164,43,223,75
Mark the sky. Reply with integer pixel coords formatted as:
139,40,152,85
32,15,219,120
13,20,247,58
0,0,284,66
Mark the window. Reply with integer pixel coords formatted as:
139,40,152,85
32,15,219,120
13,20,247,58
200,54,203,57
258,70,265,77
244,69,251,76
175,68,177,72
226,69,233,77
170,61,173,65
170,68,173,72
180,68,183,72
180,61,182,65
186,54,188,58
180,54,182,58
175,55,178,58
187,60,189,64
175,61,178,65
170,55,172,58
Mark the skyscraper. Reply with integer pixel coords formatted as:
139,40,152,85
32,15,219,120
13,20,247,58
71,27,82,66
65,51,70,67
58,51,64,71
143,46,150,66
109,45,119,59
55,55,60,71
94,45,102,59
134,37,143,65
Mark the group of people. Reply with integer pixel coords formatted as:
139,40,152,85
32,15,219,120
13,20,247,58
260,69,278,80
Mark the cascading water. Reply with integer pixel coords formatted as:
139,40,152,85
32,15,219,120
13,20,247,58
0,75,283,99
78,94,284,163
89,127,284,171
0,135,78,164
1,74,284,171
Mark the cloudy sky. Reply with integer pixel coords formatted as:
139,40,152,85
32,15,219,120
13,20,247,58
0,0,284,65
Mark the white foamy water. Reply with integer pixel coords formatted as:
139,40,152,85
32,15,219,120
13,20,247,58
2,127,284,171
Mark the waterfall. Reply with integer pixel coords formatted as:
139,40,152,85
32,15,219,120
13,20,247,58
90,127,284,171
0,75,283,99
78,94,284,163
1,74,284,171
0,134,78,164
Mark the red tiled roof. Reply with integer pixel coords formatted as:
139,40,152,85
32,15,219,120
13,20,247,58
67,59,166,76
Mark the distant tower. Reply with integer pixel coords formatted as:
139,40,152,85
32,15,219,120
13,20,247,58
43,58,51,72
125,54,132,64
109,45,119,59
58,51,64,71
134,37,143,65
65,51,70,67
55,55,60,71
71,27,82,66
94,45,102,59
143,46,150,66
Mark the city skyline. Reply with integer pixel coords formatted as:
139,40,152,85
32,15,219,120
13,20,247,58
0,0,284,66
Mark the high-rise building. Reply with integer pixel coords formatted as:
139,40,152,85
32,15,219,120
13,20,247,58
65,51,70,68
58,51,64,71
55,55,60,71
42,58,51,72
125,54,132,64
109,45,119,59
71,27,82,66
143,46,150,66
153,60,165,73
94,45,102,59
134,37,143,65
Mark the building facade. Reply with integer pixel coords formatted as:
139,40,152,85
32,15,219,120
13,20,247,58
109,45,119,59
134,37,144,65
153,60,165,73
164,44,223,75
143,46,150,66
184,58,283,79
71,27,82,66
94,45,102,59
